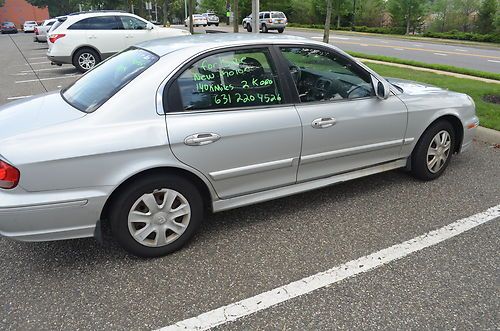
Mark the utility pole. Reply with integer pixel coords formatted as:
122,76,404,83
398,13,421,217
251,0,259,33
233,0,239,33
323,0,332,43
188,0,194,34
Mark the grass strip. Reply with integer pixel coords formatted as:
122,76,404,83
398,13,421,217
348,51,500,81
364,62,500,131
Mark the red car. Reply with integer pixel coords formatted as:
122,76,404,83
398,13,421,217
1,22,18,34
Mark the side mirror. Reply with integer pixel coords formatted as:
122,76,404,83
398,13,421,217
371,75,390,100
146,23,154,30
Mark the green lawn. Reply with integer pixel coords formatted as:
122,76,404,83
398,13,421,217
365,63,500,131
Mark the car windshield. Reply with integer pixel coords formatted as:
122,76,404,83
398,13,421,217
272,12,286,18
62,48,159,113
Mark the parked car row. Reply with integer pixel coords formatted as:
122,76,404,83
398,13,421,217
34,18,57,42
1,20,42,34
45,10,189,72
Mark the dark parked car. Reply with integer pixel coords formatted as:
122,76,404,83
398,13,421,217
1,22,18,34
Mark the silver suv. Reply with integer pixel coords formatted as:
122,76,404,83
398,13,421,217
202,12,219,26
242,11,287,33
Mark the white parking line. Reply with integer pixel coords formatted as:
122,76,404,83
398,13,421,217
488,59,500,63
455,49,466,52
6,95,32,100
28,56,47,60
433,53,448,56
15,75,80,84
159,205,500,331
394,48,404,51
25,61,51,65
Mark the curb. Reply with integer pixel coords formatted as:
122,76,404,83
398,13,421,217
357,58,500,84
475,126,500,145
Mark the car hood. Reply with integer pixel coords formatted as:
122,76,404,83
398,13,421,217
0,91,85,142
385,77,448,96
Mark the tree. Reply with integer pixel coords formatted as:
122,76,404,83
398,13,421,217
452,0,480,32
323,0,333,42
477,0,497,33
432,0,452,32
356,0,385,27
387,0,427,34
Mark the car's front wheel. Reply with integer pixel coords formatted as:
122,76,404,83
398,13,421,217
278,28,284,33
109,174,204,258
411,120,456,181
73,48,100,73
245,23,252,32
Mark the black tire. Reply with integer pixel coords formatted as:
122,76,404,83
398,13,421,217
261,24,268,33
215,23,219,26
109,174,204,258
246,24,252,32
72,48,100,73
410,120,456,181
278,28,284,33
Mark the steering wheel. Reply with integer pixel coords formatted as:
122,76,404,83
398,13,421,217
289,65,301,86
346,85,371,100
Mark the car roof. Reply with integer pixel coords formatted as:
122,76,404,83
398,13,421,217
138,34,310,57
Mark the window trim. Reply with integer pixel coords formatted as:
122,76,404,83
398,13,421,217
274,44,379,105
159,45,295,115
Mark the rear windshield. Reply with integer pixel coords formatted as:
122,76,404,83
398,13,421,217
272,12,286,18
25,21,36,24
62,48,158,113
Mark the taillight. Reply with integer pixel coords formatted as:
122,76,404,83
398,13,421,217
268,19,272,23
0,160,20,189
49,33,65,43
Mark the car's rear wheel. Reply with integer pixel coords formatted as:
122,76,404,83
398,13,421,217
245,23,252,32
278,28,284,33
109,174,204,258
410,120,455,181
73,48,100,73
261,24,268,33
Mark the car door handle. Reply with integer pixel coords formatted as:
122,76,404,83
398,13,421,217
311,117,336,129
184,133,221,146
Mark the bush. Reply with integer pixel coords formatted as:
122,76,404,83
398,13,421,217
287,24,406,35
423,30,500,43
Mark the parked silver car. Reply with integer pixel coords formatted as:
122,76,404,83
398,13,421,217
0,35,478,257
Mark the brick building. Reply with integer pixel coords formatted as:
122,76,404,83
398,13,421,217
0,0,49,29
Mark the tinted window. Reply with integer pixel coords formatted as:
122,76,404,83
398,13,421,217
172,48,283,111
50,20,63,32
120,16,147,30
259,13,263,19
62,48,158,113
46,21,55,26
281,47,374,102
69,16,121,30
264,13,270,19
272,12,286,18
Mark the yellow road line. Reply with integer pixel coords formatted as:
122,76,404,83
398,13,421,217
331,40,500,60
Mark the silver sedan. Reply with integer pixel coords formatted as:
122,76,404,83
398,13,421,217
0,34,478,257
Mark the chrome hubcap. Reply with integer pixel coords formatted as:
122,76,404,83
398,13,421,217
427,130,451,173
128,189,191,247
78,53,96,70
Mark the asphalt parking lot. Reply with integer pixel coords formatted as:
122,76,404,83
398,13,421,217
1,33,499,330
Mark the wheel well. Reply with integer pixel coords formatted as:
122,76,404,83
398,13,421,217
434,115,464,153
99,167,213,234
72,46,101,63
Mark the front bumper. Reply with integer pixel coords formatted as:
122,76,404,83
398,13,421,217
460,116,479,153
0,186,111,242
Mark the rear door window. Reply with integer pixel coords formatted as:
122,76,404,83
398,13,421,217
169,48,284,112
69,16,122,30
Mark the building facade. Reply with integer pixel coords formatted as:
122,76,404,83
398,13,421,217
0,0,49,28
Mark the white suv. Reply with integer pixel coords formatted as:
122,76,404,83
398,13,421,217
47,11,190,72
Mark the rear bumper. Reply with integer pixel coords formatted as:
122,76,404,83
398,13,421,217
47,55,72,65
0,186,111,242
